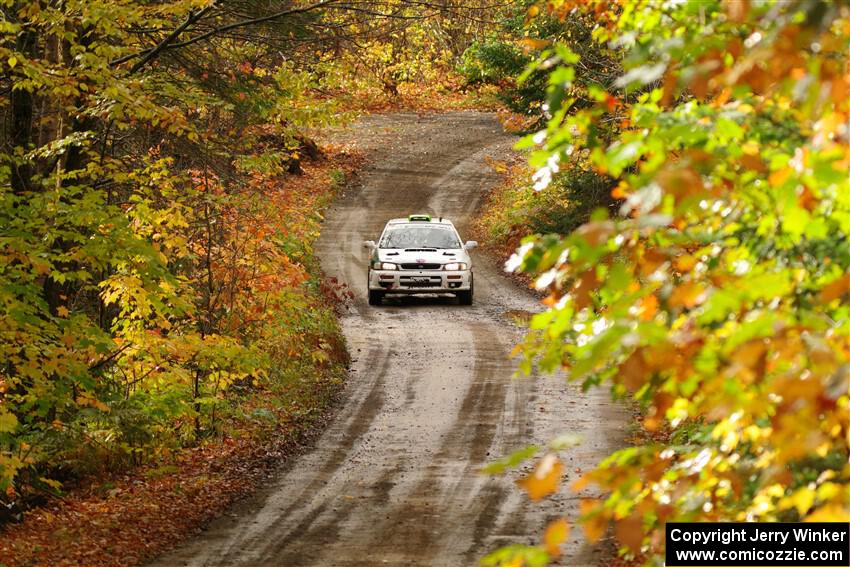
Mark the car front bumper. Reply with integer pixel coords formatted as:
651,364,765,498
368,269,472,292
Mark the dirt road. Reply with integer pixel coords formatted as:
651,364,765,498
151,112,627,567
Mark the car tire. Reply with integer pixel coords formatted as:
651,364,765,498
457,279,473,306
368,289,384,306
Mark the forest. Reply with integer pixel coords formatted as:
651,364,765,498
1,0,848,566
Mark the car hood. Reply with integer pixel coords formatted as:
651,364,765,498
376,248,471,266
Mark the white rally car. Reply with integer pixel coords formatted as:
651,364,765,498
363,214,477,306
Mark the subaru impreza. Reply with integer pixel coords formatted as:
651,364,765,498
363,214,477,306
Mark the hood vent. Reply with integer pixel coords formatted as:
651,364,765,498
403,248,438,252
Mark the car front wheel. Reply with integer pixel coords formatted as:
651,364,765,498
457,279,473,306
368,289,384,306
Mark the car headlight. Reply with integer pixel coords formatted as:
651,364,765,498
442,262,468,271
373,261,398,270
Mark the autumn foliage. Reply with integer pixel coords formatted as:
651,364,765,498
0,0,480,510
495,0,850,564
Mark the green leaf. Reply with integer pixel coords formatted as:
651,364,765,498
715,116,744,142
781,205,810,238
0,410,18,433
604,140,643,176
481,445,540,475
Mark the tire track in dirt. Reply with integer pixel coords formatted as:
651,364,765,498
149,112,628,567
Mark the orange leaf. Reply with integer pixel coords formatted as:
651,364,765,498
769,166,793,187
731,339,768,369
798,186,817,211
576,221,614,246
543,518,570,558
612,181,629,199
571,473,591,493
639,248,667,277
820,274,850,302
614,515,644,552
636,294,658,320
620,348,650,392
725,0,750,23
517,454,563,501
572,269,599,310
674,254,697,273
580,499,608,543
56,306,70,317
669,282,706,308
519,38,548,50
657,166,705,202
661,68,678,107
740,153,766,172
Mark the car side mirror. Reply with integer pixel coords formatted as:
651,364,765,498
464,240,478,250
363,240,376,250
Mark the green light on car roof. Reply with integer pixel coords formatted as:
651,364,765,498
408,214,431,222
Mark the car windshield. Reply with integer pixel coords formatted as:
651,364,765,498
379,224,461,249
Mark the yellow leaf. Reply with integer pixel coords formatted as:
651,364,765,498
517,454,563,501
784,487,816,516
0,409,18,433
741,140,760,155
805,504,850,522
487,158,510,174
39,477,62,491
543,518,570,557
56,306,70,317
78,394,110,413
8,56,17,68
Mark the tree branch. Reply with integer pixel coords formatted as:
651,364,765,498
155,0,340,52
131,6,213,73
110,5,211,70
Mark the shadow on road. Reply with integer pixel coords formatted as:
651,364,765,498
378,293,464,307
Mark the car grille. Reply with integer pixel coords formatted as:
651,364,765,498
400,263,441,270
